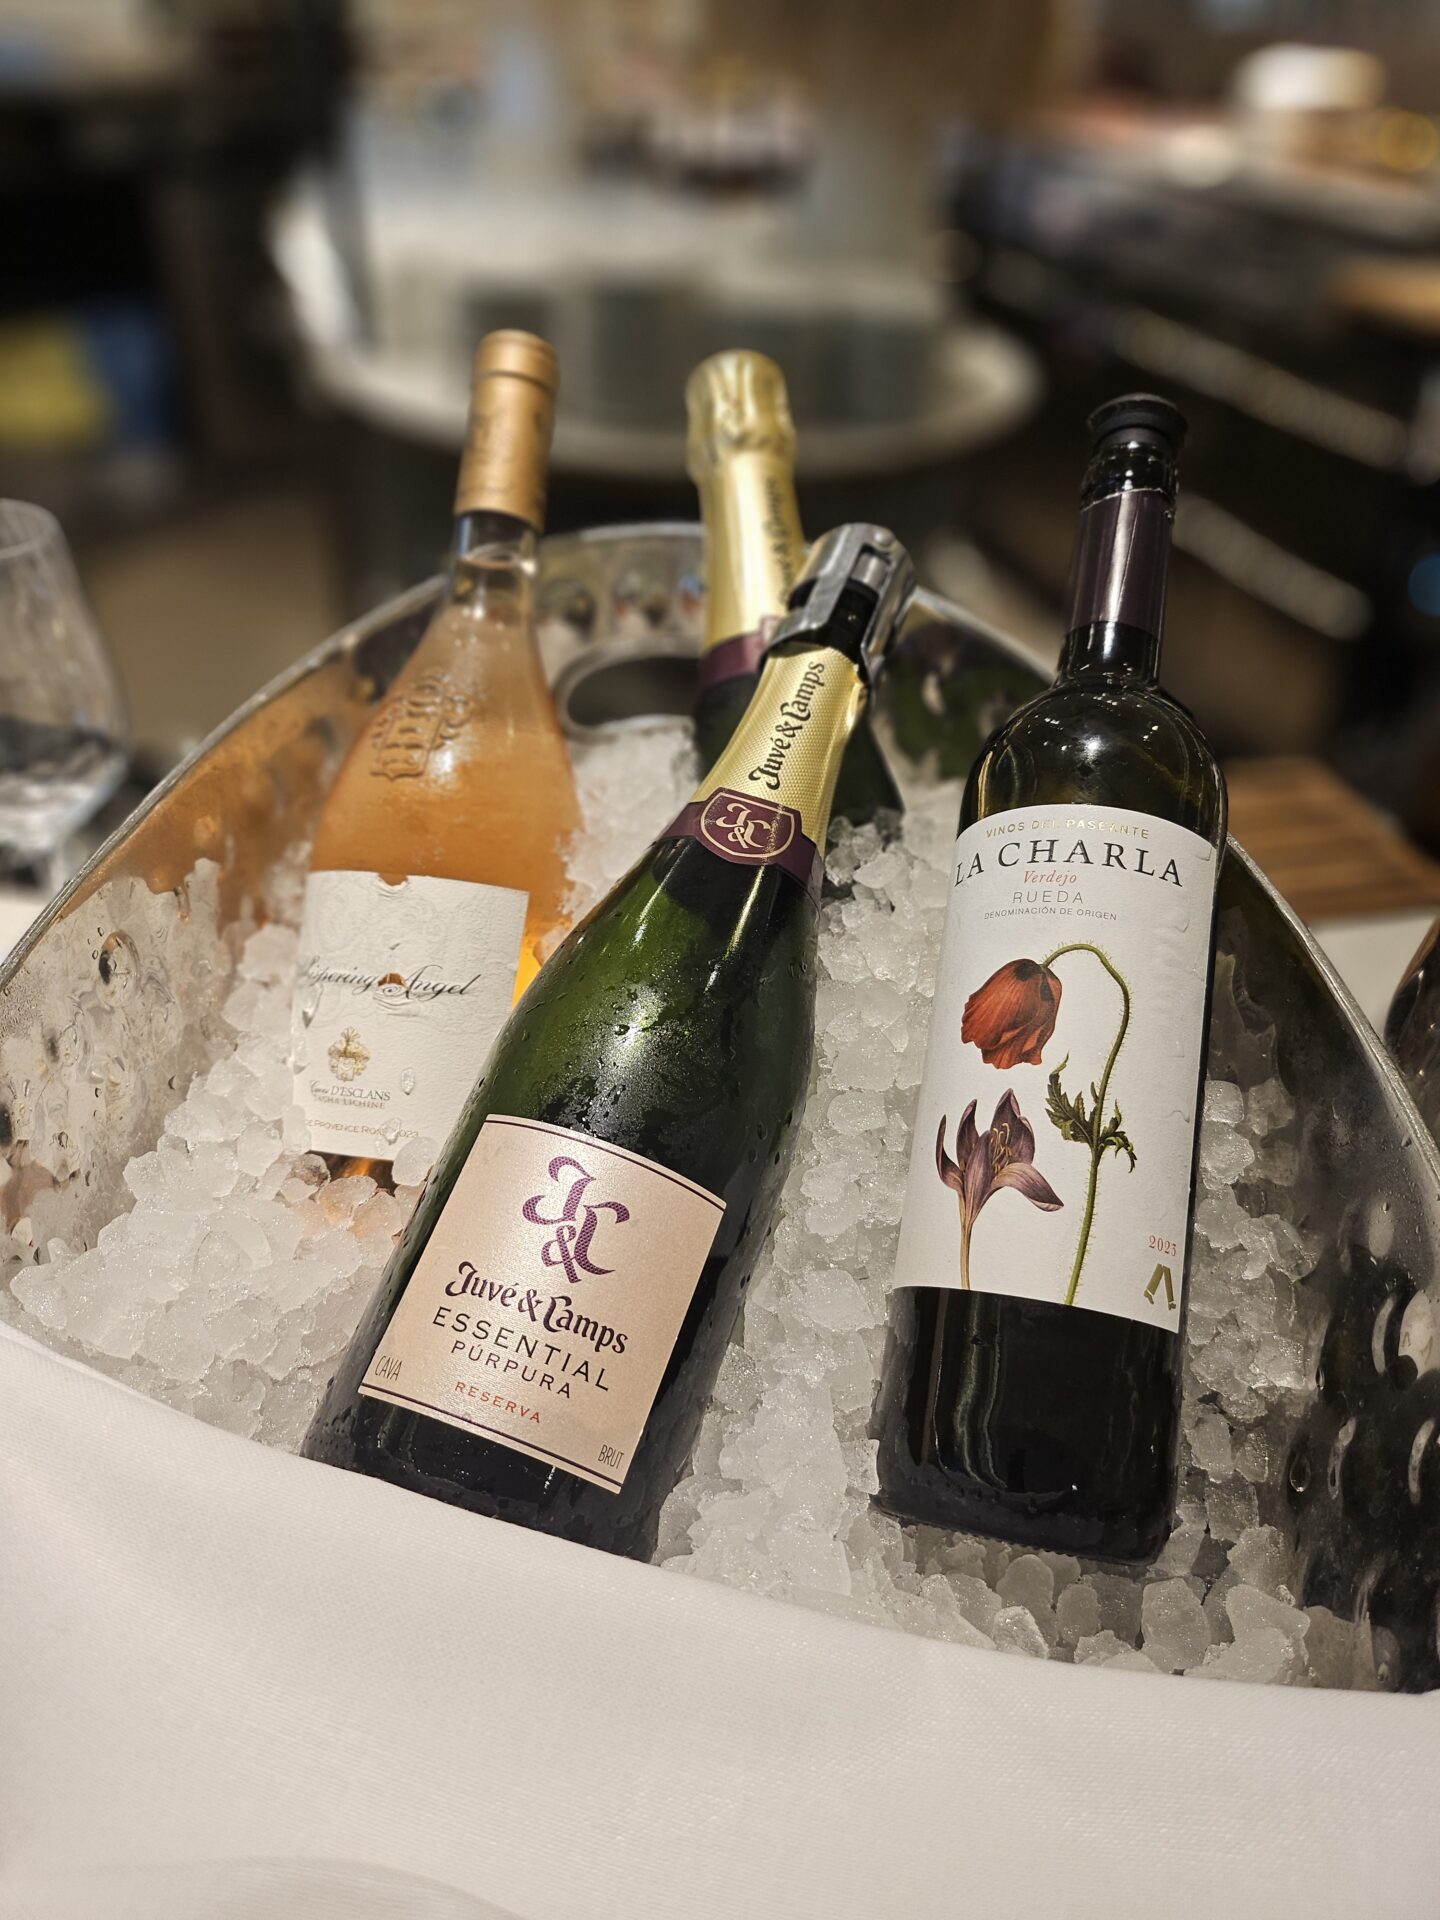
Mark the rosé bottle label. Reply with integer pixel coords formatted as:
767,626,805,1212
359,1117,724,1491
292,870,527,1160
891,803,1219,1331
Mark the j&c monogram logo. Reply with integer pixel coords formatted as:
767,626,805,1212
699,788,797,862
522,1153,630,1286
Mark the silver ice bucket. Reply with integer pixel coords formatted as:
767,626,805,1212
2,525,1435,1682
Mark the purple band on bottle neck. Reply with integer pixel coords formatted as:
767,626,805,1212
1066,488,1171,637
662,787,822,900
696,620,779,694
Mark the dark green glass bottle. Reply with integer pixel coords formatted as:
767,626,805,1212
875,396,1227,1563
687,350,902,828
305,524,915,1561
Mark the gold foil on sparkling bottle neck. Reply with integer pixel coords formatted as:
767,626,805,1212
693,646,867,852
687,353,806,651
454,330,559,530
686,350,796,466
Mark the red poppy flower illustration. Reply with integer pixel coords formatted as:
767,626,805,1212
960,941,1137,1306
961,959,1062,1069
936,1090,1063,1291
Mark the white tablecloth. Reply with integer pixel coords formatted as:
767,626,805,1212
1,1322,1435,1919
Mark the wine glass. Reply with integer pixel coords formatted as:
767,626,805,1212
0,502,129,888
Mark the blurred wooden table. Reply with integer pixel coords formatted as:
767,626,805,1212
1330,256,1440,340
1226,756,1440,924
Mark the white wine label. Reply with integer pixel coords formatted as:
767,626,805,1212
358,1117,724,1492
292,870,527,1160
891,803,1219,1331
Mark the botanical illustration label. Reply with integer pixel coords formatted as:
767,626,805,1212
664,648,864,897
891,804,1219,1331
359,1116,724,1491
293,870,527,1159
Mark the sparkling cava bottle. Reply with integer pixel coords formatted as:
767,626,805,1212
303,525,915,1560
875,396,1227,1563
688,349,902,828
292,332,580,1170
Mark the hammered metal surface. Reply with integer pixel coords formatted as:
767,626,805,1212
2,524,1436,1673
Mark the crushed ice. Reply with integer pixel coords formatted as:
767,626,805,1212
0,722,1376,1685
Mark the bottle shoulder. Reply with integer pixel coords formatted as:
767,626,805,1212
478,842,817,1153
547,839,815,984
992,676,1212,750
404,596,550,687
964,677,1226,843
307,616,579,881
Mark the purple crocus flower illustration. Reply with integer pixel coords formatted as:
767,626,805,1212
936,1090,1063,1292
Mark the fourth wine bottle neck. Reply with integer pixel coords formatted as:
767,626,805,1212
448,509,537,621
1056,436,1178,684
686,349,806,655
694,447,806,651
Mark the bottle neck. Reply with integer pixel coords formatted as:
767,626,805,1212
695,445,806,652
1056,440,1176,684
672,632,869,900
446,509,538,625
454,346,555,532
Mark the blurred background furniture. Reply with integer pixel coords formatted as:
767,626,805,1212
4,0,1440,1019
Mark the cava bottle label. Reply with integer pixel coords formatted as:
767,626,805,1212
891,802,1218,1330
292,870,527,1159
358,1116,724,1491
666,648,864,897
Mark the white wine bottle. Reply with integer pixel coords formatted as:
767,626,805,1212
687,350,902,828
292,331,580,1169
304,526,915,1559
876,396,1227,1563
